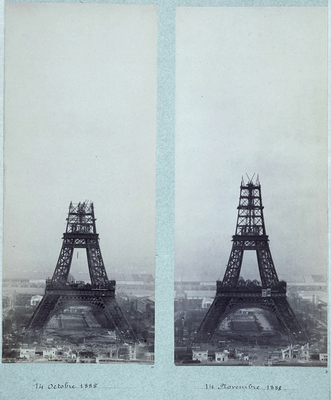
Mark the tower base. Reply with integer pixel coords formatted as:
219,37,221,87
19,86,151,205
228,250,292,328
193,288,308,345
25,285,136,343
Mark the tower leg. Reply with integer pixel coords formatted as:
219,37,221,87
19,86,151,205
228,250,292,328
25,294,61,332
193,297,231,344
272,298,309,343
103,298,136,343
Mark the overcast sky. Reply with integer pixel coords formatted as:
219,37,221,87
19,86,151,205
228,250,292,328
175,7,328,282
4,3,157,280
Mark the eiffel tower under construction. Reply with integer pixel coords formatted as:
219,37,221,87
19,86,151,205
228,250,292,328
193,176,308,345
25,201,136,343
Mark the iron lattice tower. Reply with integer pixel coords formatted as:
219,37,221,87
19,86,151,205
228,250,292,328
194,177,308,345
26,201,136,343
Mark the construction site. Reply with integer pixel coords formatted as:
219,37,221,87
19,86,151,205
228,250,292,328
174,178,327,366
2,202,154,363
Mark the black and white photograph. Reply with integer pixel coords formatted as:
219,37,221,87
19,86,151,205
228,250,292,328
2,3,157,364
174,7,328,366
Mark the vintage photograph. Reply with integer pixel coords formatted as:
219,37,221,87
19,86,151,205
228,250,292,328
175,7,328,366
2,3,157,364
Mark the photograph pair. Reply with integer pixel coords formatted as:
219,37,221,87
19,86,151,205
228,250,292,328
2,3,327,368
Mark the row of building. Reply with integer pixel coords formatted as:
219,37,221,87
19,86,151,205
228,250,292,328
192,343,327,365
18,342,153,363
